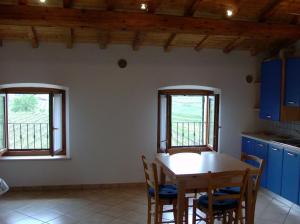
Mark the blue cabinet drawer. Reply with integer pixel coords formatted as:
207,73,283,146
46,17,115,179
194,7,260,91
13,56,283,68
241,137,253,155
267,144,284,194
281,149,300,204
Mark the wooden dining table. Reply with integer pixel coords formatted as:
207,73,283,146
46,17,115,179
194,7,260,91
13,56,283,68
155,151,259,224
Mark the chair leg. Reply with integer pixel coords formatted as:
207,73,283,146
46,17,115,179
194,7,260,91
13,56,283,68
154,203,159,224
173,201,178,224
192,199,197,224
159,204,164,223
185,198,189,224
147,198,152,224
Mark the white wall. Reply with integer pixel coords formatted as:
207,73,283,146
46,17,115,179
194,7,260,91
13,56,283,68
0,43,259,187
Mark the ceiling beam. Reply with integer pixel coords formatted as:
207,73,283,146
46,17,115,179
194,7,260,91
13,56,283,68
194,35,209,51
106,0,114,11
0,5,300,40
98,31,110,49
0,39,2,47
66,28,73,48
17,0,27,5
223,37,246,53
28,26,38,48
132,31,145,51
258,0,283,22
147,0,163,14
164,33,176,52
63,0,73,8
185,0,203,17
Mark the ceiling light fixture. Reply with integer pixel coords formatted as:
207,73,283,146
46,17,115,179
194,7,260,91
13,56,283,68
226,9,233,17
140,3,148,11
40,0,46,3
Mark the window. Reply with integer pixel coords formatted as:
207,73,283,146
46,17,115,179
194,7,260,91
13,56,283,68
157,89,219,152
0,87,66,156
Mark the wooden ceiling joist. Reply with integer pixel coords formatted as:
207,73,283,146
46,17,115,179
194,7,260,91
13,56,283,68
185,0,203,17
98,31,110,49
63,0,73,8
132,31,145,51
258,0,283,22
66,28,73,48
0,39,2,47
0,5,299,40
147,0,163,14
194,35,209,51
223,37,246,53
28,26,38,48
17,0,27,5
164,33,176,52
106,0,114,11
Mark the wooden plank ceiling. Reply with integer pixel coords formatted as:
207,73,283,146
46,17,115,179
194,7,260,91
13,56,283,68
0,0,299,54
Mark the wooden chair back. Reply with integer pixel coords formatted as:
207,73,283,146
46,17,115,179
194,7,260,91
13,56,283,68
205,169,250,223
141,155,155,195
241,153,265,202
168,147,208,155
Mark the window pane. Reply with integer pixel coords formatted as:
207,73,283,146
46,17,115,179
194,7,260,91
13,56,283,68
171,95,205,147
53,93,63,153
159,95,167,152
7,94,50,150
0,95,5,149
208,96,215,146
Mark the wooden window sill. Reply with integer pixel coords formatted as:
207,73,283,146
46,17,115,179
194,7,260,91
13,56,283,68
0,155,70,161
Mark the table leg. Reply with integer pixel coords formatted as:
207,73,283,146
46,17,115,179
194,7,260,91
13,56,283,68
177,180,185,224
245,177,254,224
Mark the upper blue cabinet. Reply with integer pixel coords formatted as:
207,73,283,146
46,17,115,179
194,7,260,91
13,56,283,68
285,58,300,107
260,59,282,121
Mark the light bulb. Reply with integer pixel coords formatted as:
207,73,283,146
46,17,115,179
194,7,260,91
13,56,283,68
226,9,233,17
40,0,46,3
141,3,147,11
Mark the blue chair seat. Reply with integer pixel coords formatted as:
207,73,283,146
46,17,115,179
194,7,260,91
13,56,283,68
218,187,241,194
198,192,238,211
149,184,177,199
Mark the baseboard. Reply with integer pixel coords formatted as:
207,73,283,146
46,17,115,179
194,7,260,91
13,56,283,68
9,182,145,192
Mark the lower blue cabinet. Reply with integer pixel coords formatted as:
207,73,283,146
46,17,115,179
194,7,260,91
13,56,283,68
281,149,300,204
242,137,253,155
267,144,284,195
253,141,268,188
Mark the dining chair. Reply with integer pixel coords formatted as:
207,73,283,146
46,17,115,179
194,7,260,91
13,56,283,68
141,155,188,224
218,153,265,223
192,169,250,224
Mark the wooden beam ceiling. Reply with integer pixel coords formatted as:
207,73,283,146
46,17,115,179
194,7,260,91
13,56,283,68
185,0,203,17
223,37,246,53
164,33,176,52
28,26,38,48
66,28,73,48
0,39,2,47
63,0,73,8
0,5,299,40
147,0,163,14
132,31,145,51
17,0,27,5
194,35,209,51
258,0,283,22
98,31,110,49
106,0,114,11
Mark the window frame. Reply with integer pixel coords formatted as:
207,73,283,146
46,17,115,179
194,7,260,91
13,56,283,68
0,87,66,156
157,89,219,153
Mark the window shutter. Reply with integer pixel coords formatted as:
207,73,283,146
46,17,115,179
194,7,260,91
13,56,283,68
0,94,7,151
208,94,219,151
52,93,63,155
158,94,168,153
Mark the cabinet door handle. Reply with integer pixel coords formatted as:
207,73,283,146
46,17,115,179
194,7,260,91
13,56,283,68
287,101,295,104
266,115,271,118
272,147,278,151
258,144,264,147
287,152,297,157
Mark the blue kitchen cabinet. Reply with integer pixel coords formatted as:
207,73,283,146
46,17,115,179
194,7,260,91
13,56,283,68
241,137,253,155
285,58,300,107
253,140,268,188
267,144,284,194
260,59,282,121
281,149,300,204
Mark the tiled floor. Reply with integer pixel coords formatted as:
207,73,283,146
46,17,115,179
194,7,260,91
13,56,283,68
0,187,300,224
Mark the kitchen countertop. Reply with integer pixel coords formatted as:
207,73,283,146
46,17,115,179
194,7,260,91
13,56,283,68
241,132,300,152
